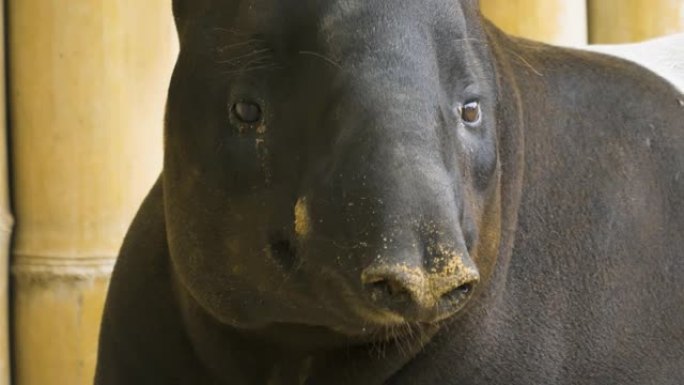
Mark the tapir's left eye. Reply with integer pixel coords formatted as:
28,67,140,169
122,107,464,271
232,101,262,123
459,101,481,125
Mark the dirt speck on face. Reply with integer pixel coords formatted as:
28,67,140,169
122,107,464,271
295,197,311,238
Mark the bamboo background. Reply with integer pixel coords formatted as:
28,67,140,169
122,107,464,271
7,1,176,384
1,0,682,384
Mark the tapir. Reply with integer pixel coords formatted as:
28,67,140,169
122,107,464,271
95,0,684,384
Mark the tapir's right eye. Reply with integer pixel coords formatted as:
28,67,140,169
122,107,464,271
232,101,262,123
459,100,481,126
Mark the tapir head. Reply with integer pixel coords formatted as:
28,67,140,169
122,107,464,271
164,0,503,339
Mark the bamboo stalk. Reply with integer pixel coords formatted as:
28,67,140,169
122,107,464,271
589,0,684,43
8,1,177,384
480,0,588,45
0,0,13,383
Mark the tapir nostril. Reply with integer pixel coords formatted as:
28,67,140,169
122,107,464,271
366,276,410,297
455,282,472,295
387,279,407,296
362,270,421,310
442,280,477,304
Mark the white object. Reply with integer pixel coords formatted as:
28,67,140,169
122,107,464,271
583,33,684,93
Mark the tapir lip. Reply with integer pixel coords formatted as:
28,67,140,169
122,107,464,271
328,320,440,340
254,318,441,348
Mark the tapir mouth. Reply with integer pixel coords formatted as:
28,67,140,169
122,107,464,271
327,319,440,342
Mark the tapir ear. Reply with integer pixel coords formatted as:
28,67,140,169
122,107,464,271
172,0,189,20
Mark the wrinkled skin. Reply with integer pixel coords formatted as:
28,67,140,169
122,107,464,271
95,0,684,384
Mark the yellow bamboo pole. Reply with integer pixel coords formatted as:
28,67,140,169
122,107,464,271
480,0,588,45
0,1,13,384
8,1,177,384
589,0,684,43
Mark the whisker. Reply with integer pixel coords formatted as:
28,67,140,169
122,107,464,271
299,50,343,70
220,64,281,76
452,37,487,44
504,47,543,77
217,48,272,64
216,39,266,54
